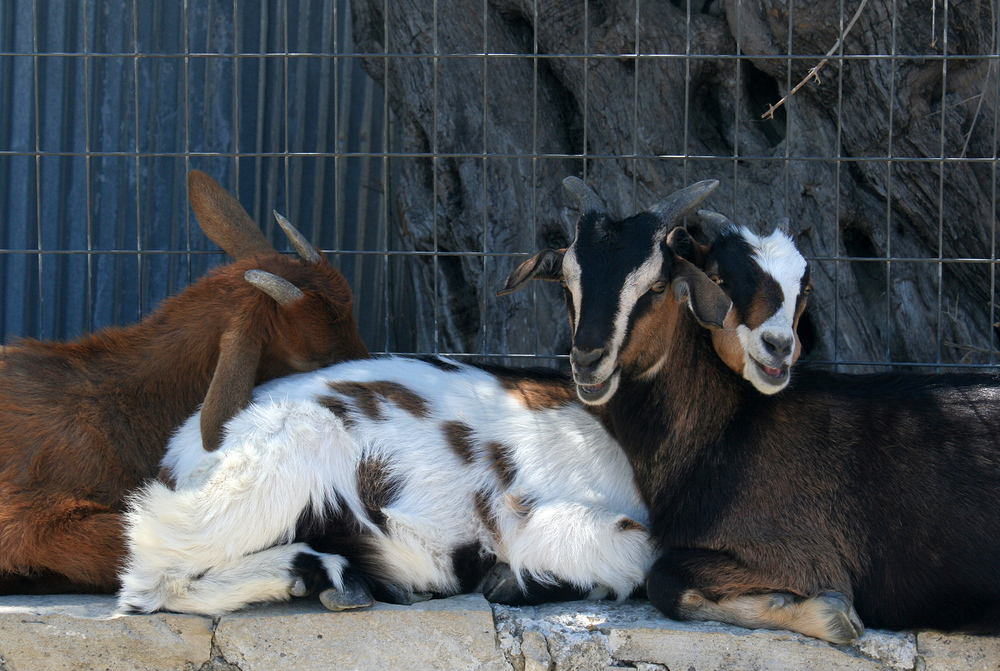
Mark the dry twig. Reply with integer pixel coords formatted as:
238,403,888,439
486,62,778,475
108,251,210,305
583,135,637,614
762,0,869,120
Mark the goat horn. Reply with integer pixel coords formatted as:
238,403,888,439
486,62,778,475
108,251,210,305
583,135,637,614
562,176,607,215
696,209,737,238
274,210,321,265
775,217,791,234
647,180,720,227
244,269,305,306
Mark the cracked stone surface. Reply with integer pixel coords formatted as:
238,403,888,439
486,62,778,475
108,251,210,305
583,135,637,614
0,594,213,671
1,594,995,671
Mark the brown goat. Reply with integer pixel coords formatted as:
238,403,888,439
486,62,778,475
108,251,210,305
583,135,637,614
0,171,369,594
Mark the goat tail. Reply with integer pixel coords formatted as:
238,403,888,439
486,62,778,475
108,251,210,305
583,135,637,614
500,501,655,602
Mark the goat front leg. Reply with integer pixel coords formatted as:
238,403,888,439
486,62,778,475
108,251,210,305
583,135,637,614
0,496,124,593
646,550,864,645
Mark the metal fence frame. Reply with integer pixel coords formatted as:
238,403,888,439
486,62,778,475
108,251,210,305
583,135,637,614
2,0,999,371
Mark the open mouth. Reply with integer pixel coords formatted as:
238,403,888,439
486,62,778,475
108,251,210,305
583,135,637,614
751,357,788,383
574,370,620,404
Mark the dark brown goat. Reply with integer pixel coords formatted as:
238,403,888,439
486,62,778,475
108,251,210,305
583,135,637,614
0,171,369,594
502,177,1000,644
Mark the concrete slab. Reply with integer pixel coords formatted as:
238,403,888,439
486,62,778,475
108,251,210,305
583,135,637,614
0,594,213,671
214,593,511,671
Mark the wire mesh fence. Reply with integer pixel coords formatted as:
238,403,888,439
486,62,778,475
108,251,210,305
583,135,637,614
2,0,999,372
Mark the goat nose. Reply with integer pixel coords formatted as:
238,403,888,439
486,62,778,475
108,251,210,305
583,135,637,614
761,332,794,358
571,346,605,370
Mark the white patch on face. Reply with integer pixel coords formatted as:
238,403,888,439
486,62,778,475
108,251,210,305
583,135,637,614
733,226,807,395
562,245,583,333
568,243,664,394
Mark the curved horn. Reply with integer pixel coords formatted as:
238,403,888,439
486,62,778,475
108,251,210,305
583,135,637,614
273,210,321,265
646,179,720,228
244,269,305,306
562,176,607,215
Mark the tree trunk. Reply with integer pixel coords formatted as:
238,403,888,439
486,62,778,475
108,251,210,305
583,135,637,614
351,0,1000,367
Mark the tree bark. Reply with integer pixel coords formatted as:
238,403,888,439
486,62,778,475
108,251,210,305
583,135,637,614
351,0,1000,367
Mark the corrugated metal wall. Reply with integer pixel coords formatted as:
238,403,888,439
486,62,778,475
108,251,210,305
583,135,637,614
1,0,406,350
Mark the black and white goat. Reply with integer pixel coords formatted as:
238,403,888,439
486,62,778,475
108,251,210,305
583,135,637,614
117,357,653,616
501,177,1000,644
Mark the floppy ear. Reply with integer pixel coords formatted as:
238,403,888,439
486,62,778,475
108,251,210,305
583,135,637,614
672,256,731,329
665,226,710,267
496,248,565,296
200,325,263,452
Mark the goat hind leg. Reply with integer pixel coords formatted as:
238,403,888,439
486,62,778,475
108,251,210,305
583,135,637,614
647,550,864,645
0,498,124,593
290,550,373,611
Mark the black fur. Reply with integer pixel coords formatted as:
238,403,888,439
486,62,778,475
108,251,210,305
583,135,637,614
607,309,1000,632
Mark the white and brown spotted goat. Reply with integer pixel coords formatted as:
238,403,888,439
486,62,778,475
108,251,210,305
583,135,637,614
117,356,653,616
501,177,1000,644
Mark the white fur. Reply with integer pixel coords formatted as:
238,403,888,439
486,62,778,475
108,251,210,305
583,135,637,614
118,356,653,615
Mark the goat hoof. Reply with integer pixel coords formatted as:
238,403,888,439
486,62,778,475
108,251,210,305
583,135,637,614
481,563,523,604
290,577,309,598
816,591,864,644
377,582,433,605
319,580,375,612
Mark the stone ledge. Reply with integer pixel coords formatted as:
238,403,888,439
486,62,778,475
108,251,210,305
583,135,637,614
1,594,996,671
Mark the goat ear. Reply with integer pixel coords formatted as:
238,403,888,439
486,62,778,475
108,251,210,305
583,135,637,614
188,170,275,260
672,256,731,330
665,226,710,267
496,248,565,296
200,326,262,452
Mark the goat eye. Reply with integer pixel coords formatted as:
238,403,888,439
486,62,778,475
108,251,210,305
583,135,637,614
709,275,723,286
650,281,667,294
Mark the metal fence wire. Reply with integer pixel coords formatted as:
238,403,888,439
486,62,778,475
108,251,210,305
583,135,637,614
2,0,999,372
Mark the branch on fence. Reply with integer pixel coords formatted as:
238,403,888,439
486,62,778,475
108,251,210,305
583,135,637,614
762,0,869,120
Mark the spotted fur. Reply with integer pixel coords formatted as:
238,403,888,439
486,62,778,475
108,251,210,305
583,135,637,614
118,356,652,616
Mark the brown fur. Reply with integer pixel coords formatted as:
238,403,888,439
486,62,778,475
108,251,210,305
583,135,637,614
619,292,681,376
318,395,357,428
326,381,430,422
474,490,501,540
329,382,384,421
616,517,647,533
442,421,476,464
496,375,576,410
504,491,535,520
357,456,401,531
365,381,431,419
485,441,517,489
710,310,746,377
0,171,369,594
743,274,783,330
